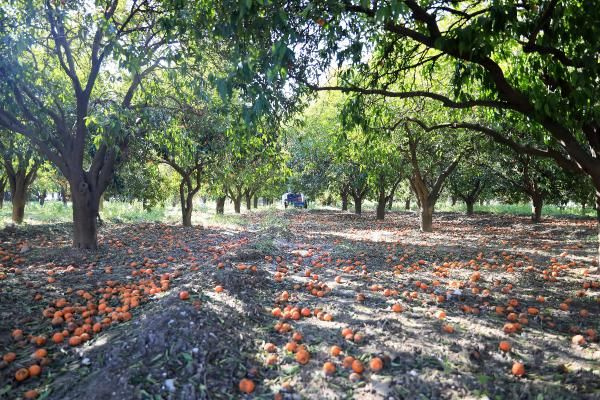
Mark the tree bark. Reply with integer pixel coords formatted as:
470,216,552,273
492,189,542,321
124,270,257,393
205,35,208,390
253,196,258,209
531,194,543,223
182,205,192,226
10,176,28,224
60,187,67,205
352,195,363,215
216,196,226,214
71,185,100,249
0,178,6,209
466,200,475,215
451,196,457,206
405,198,410,210
376,191,387,220
420,202,434,232
341,191,349,211
233,197,241,213
387,195,393,211
245,192,252,211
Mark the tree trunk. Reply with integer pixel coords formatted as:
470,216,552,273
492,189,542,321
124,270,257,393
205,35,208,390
245,193,252,211
531,194,543,223
253,196,258,209
596,194,600,269
10,177,27,224
233,197,241,213
405,198,410,210
479,198,484,206
60,187,67,205
38,190,47,206
341,192,348,211
0,180,6,209
71,187,100,249
182,205,192,226
387,196,393,211
352,196,362,215
466,199,475,215
98,193,104,212
420,203,434,232
376,192,387,220
216,196,226,214
451,196,457,206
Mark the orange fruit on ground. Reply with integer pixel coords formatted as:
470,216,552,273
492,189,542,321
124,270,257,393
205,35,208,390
285,342,297,352
15,368,29,381
342,356,355,368
392,303,403,313
68,336,81,346
264,342,277,353
3,352,16,363
341,328,353,337
32,349,47,359
442,324,455,333
353,333,364,343
499,341,511,352
527,307,539,315
330,345,342,357
322,361,336,375
295,349,310,365
52,332,64,344
292,331,303,342
238,378,255,393
369,357,383,372
179,291,190,300
28,364,41,377
572,335,586,345
266,354,278,365
215,285,224,293
12,329,24,340
511,362,525,376
351,359,364,374
24,390,39,399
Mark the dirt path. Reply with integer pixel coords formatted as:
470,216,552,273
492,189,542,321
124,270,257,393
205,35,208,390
0,210,599,399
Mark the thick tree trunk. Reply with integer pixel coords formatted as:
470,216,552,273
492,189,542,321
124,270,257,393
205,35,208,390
405,198,410,210
182,206,192,226
596,194,600,269
376,192,387,220
419,201,434,232
341,192,349,211
0,180,6,209
531,194,543,223
233,197,241,213
245,193,252,211
216,196,226,214
71,187,100,249
10,179,27,224
451,196,457,206
352,196,362,215
466,200,475,215
253,196,258,209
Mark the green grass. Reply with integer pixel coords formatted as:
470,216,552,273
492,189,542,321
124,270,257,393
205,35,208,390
0,200,175,228
0,198,594,230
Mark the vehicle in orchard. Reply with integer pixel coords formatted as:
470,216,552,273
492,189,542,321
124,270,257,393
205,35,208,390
282,192,307,208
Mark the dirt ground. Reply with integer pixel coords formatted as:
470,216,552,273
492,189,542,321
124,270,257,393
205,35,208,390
0,209,599,399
